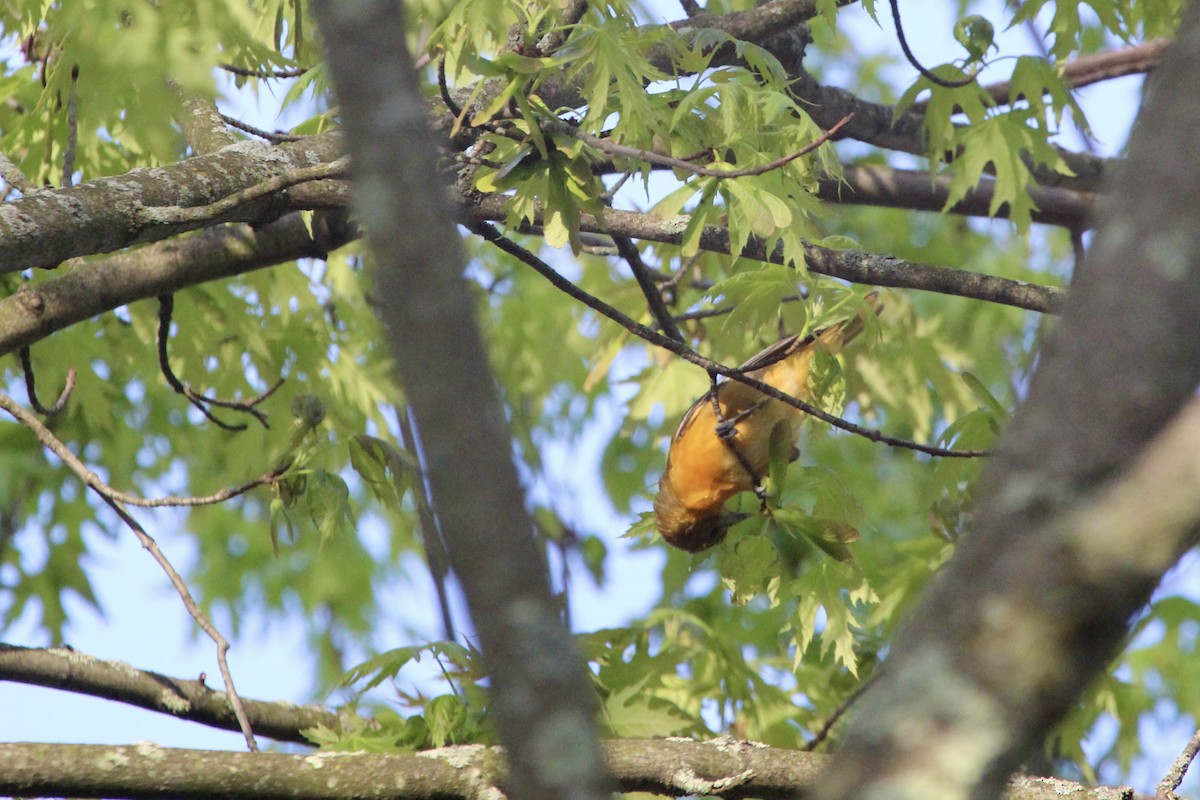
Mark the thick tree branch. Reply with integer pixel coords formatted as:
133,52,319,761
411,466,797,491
313,3,610,800
0,174,1058,369
0,644,340,744
170,88,239,155
818,164,1095,230
0,211,355,358
0,740,1134,800
786,70,1109,192
819,11,1200,800
435,0,835,137
0,131,343,273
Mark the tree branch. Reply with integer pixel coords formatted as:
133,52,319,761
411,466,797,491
910,39,1171,114
313,3,610,800
0,172,1059,371
476,222,987,458
170,86,239,155
785,69,1109,193
818,164,1095,230
465,192,1066,314
0,131,343,273
0,644,341,745
0,740,1135,800
141,157,348,226
818,12,1200,799
0,211,356,359
557,113,853,179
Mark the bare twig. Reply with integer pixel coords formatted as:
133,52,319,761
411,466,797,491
437,57,464,122
474,223,990,458
669,294,805,326
560,114,853,179
220,63,310,79
96,493,259,751
0,390,286,509
0,389,259,751
218,113,309,143
889,0,976,89
18,346,75,416
157,295,283,430
613,234,685,342
1157,727,1200,800
804,673,877,752
61,64,78,187
395,405,456,641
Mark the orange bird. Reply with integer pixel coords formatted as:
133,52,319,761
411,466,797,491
653,296,881,552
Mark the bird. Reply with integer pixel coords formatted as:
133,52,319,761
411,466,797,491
653,294,881,552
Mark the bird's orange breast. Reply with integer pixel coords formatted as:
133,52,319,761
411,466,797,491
662,402,756,515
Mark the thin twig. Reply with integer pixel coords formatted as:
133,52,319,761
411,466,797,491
396,405,456,642
95,493,259,751
558,113,854,180
218,113,308,143
661,253,702,305
669,294,804,327
911,39,1171,114
804,673,877,752
220,63,309,79
61,64,78,187
156,294,282,430
599,170,635,204
474,223,989,458
0,389,259,751
19,346,75,416
1157,727,1200,800
889,0,976,89
142,156,350,225
437,56,464,120
612,234,685,342
0,390,287,510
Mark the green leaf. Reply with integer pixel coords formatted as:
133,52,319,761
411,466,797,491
705,264,800,338
960,372,1010,421
340,645,426,691
953,15,996,63
602,677,697,737
425,694,470,747
773,508,858,564
765,417,795,504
